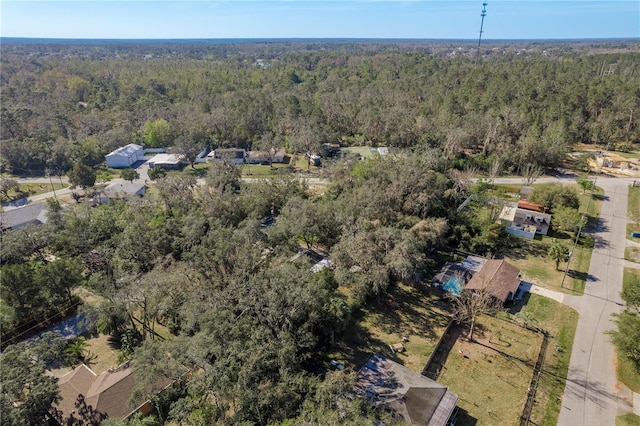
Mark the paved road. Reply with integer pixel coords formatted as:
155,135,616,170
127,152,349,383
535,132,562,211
556,178,633,425
490,175,637,424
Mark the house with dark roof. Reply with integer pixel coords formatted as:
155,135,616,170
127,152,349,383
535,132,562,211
355,354,458,426
55,363,150,423
464,259,521,306
208,148,246,164
0,202,48,231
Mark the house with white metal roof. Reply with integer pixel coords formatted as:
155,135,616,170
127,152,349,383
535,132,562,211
105,144,144,168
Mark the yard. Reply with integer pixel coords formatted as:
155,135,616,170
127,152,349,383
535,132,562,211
505,237,591,294
516,294,579,426
625,247,640,263
424,314,542,426
503,185,603,295
327,282,452,374
421,293,578,426
240,162,294,177
0,181,67,204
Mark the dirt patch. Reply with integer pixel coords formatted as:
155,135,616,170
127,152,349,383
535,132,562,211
83,333,120,374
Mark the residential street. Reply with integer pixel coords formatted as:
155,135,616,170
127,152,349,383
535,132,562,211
557,177,634,425
489,175,638,424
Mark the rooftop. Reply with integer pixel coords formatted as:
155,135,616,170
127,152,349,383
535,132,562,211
355,354,458,426
464,259,521,305
106,144,143,157
0,202,48,230
103,181,146,197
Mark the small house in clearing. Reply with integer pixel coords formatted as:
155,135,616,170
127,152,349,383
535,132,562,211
93,181,146,205
499,201,551,239
105,144,144,168
464,259,521,306
355,354,458,426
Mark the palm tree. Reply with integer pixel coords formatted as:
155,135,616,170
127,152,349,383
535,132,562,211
548,243,570,270
65,337,89,363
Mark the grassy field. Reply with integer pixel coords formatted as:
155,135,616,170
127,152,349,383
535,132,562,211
0,182,67,204
516,294,579,426
617,413,640,426
328,282,451,374
426,315,541,426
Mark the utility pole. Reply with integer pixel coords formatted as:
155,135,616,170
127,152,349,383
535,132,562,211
476,2,488,64
560,141,610,289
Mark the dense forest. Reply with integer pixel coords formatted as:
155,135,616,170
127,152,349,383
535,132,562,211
1,40,640,425
1,40,639,176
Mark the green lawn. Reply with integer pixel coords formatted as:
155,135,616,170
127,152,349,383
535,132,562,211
0,182,67,204
625,247,640,263
240,162,294,178
516,294,579,426
628,223,640,242
617,349,640,394
426,315,541,426
577,185,604,227
505,237,589,294
328,282,451,374
617,413,640,426
629,186,640,222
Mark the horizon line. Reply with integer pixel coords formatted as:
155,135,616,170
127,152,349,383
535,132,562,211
2,36,639,42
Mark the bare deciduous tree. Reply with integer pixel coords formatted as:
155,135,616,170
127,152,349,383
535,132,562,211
521,163,543,186
448,287,500,342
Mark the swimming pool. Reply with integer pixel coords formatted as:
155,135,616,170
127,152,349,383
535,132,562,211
441,275,464,295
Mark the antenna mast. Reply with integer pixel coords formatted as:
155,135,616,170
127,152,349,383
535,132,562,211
476,2,488,64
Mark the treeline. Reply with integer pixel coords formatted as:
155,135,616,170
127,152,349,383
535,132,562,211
1,40,639,176
0,153,510,424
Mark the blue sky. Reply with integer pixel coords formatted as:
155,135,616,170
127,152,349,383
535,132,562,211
1,1,638,39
